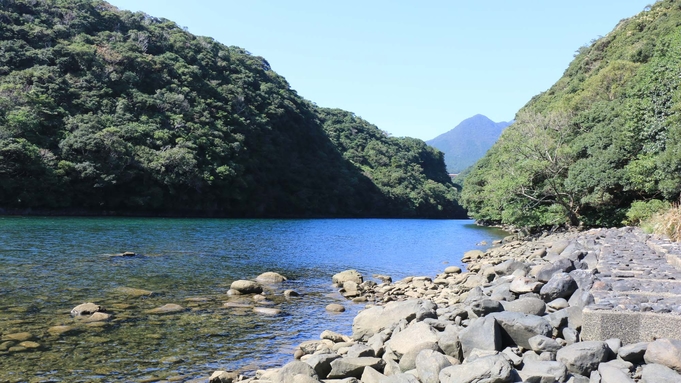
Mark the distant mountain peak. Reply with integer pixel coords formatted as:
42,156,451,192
426,114,511,173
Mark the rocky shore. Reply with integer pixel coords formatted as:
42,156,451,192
209,227,681,383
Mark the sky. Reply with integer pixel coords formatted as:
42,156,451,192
108,0,653,141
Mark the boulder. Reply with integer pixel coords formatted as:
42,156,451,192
501,297,546,316
438,333,462,360
493,259,529,277
415,350,452,383
352,299,436,341
332,270,363,286
381,373,420,383
618,342,648,363
256,272,288,283
326,304,346,313
556,341,609,376
535,259,574,282
253,307,281,315
360,366,386,383
320,330,347,343
439,354,512,383
488,311,552,349
304,353,341,379
458,316,501,358
388,322,438,356
398,342,439,372
82,312,112,322
276,361,318,383
528,335,562,353
346,344,375,358
567,289,594,309
539,273,577,302
518,360,568,383
209,371,238,383
145,304,186,315
644,338,681,373
327,357,385,379
444,266,462,274
470,299,504,317
71,302,104,317
640,363,681,383
509,277,543,294
230,280,263,294
597,363,634,383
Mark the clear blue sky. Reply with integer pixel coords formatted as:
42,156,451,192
108,0,652,140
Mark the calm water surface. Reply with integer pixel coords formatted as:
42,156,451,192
0,217,506,382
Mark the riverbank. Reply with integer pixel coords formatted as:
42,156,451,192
214,227,681,383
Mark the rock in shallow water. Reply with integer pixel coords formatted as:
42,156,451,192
256,271,288,283
71,302,105,317
145,304,186,315
230,280,263,294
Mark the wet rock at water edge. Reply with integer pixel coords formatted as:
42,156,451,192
253,307,282,315
113,286,155,297
230,280,263,294
145,304,187,315
284,289,301,298
209,370,239,383
109,251,137,257
71,302,105,317
332,270,364,286
256,271,288,283
1,332,34,342
326,304,346,313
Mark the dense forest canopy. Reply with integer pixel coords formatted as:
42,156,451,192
0,0,464,218
462,0,681,227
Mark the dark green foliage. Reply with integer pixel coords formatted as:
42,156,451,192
427,114,511,174
0,0,462,217
463,0,681,227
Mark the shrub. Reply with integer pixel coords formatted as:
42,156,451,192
623,199,670,225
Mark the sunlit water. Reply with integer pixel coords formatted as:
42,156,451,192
0,217,506,382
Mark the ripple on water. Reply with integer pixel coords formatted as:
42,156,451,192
0,217,506,381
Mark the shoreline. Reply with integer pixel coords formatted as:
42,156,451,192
211,226,681,383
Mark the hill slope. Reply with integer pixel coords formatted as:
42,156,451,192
0,0,464,218
462,0,681,227
427,114,511,173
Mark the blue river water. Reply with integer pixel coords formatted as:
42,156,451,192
0,217,506,382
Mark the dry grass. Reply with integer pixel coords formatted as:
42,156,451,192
647,202,681,242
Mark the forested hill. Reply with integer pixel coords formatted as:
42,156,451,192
0,0,464,218
427,114,511,174
462,0,681,227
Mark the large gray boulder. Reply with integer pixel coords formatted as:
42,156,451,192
493,259,529,277
535,259,574,282
618,342,648,363
518,360,568,383
470,299,504,317
439,355,512,383
332,270,363,286
438,333,462,360
398,342,439,372
644,338,681,373
275,361,318,383
640,363,681,383
352,299,436,341
458,316,501,358
415,349,452,383
488,311,552,349
304,353,341,379
501,297,546,316
327,357,385,379
360,366,386,383
556,341,609,376
256,272,288,283
539,273,577,302
387,322,438,356
230,280,263,294
597,364,634,383
528,335,562,353
509,277,543,294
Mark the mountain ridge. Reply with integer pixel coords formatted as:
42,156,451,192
427,114,511,173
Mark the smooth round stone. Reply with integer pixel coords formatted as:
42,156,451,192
444,266,462,274
223,302,252,309
71,302,104,317
114,287,154,297
47,325,77,336
19,341,40,349
326,304,345,313
284,290,300,297
256,272,288,283
2,332,34,342
230,280,263,294
145,304,186,315
253,307,281,315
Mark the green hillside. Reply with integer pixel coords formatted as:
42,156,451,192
427,114,511,174
0,0,464,218
462,0,681,227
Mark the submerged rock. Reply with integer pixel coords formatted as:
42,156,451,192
145,304,186,315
